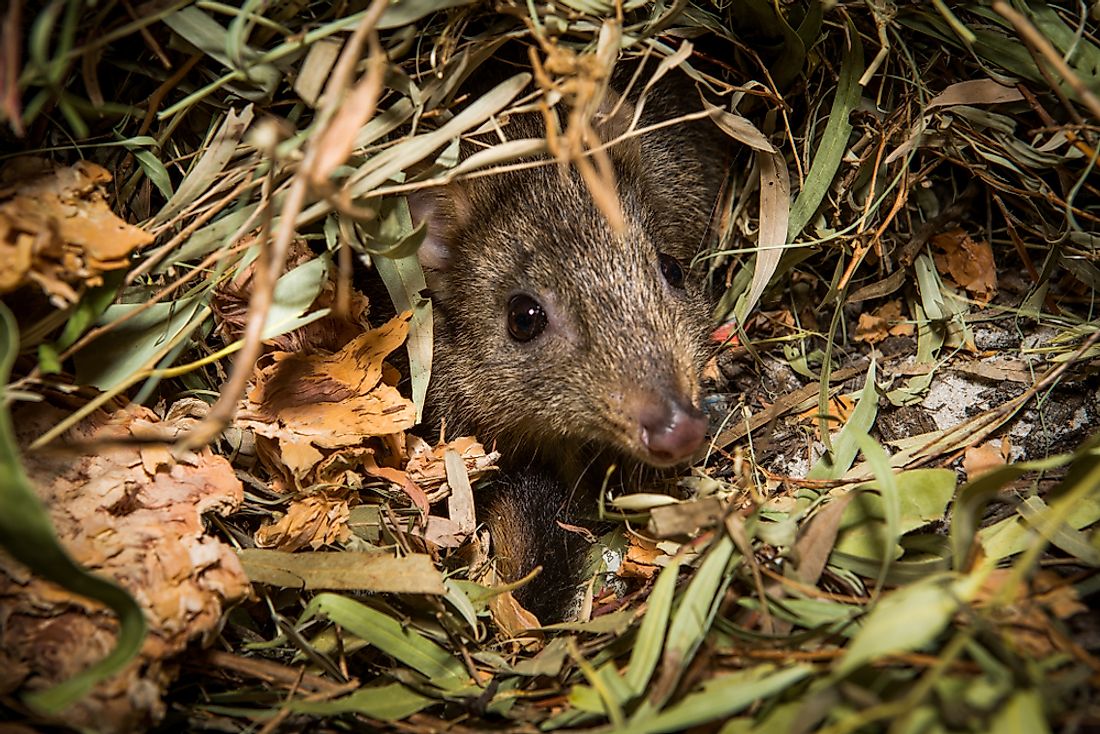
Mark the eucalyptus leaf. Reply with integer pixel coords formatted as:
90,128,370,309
807,361,879,480
835,576,959,677
624,664,814,734
286,683,434,720
299,593,471,692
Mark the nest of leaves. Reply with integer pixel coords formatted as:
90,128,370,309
1,0,1098,732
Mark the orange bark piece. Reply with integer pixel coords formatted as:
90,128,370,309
0,157,152,304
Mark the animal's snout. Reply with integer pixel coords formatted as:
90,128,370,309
637,397,708,465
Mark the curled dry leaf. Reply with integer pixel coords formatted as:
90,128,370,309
404,434,498,494
0,157,152,305
973,569,1086,659
255,492,352,552
932,228,997,305
0,403,249,734
489,590,543,649
237,312,418,482
854,300,914,344
620,534,664,580
648,497,726,538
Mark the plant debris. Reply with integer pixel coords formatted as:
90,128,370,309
0,1,1098,733
0,158,152,304
0,403,248,733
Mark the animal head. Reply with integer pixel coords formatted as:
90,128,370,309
414,95,726,468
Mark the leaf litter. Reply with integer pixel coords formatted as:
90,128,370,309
0,1,1098,733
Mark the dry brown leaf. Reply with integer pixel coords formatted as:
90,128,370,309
648,497,725,538
792,492,859,586
620,535,663,580
1034,573,1087,620
973,569,1085,659
0,157,152,305
421,516,468,548
932,228,997,305
854,300,914,344
237,312,417,482
963,440,1007,479
255,492,352,552
489,590,542,649
362,453,430,514
797,394,856,439
445,448,477,536
0,403,249,733
238,549,446,593
855,311,889,344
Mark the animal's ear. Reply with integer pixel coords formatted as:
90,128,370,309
409,184,471,272
593,89,642,166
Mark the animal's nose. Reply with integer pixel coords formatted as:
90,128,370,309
638,398,708,464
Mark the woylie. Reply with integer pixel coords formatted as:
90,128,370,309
412,62,730,620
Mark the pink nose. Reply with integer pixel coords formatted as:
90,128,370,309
638,399,708,464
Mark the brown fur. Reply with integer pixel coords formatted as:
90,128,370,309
417,63,730,619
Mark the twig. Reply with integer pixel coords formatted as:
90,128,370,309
993,1,1100,122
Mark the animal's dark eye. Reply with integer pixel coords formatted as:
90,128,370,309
659,253,685,289
507,294,548,342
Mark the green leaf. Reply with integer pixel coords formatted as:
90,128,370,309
334,72,532,204
262,254,331,340
512,637,570,677
376,0,479,30
55,273,124,351
74,287,210,390
951,452,1076,569
855,433,901,593
989,689,1050,734
977,453,1100,563
640,535,737,715
832,469,956,561
300,593,471,692
155,107,254,225
623,556,681,697
0,303,146,713
787,22,863,239
443,579,481,635
131,148,174,200
835,576,959,677
286,683,434,720
162,6,281,94
369,198,433,422
624,664,814,734
808,361,879,480
37,342,60,375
